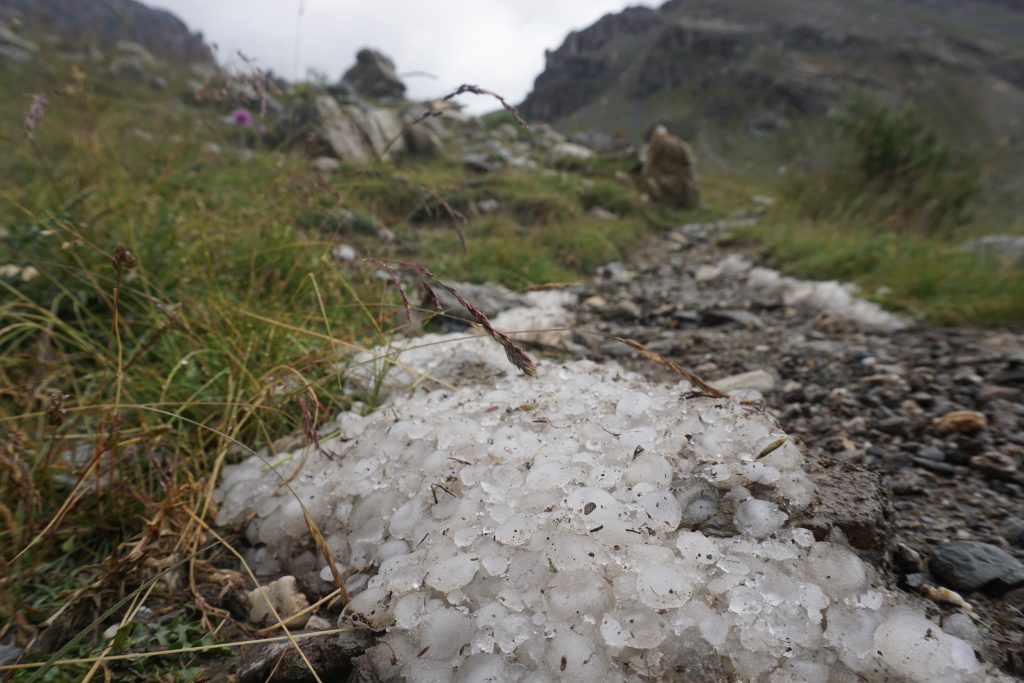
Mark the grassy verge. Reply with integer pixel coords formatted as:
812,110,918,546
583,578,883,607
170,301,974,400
730,96,1024,326
731,215,1024,325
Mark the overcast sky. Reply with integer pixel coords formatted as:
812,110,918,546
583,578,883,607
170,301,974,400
149,0,658,113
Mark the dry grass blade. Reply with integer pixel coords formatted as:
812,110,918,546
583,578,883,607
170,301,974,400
521,282,581,292
419,187,468,253
756,436,787,460
381,82,528,157
376,261,413,324
302,507,350,604
189,512,324,683
0,628,364,672
612,337,728,398
386,260,537,377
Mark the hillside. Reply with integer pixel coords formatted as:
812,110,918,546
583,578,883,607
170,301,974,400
0,0,212,63
520,0,1024,200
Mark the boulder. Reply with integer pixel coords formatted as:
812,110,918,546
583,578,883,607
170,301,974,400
309,95,406,161
641,125,700,208
342,48,406,100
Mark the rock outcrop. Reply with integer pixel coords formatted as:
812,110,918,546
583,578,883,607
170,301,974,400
341,48,406,100
0,0,213,64
641,126,700,208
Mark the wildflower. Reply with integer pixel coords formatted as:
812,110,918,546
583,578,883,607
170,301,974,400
0,264,20,279
20,266,39,282
23,93,47,139
231,107,253,126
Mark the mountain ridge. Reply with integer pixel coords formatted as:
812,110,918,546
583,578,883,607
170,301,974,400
0,0,212,64
520,0,1024,185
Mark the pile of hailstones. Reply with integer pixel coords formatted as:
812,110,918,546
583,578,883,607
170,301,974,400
217,356,990,682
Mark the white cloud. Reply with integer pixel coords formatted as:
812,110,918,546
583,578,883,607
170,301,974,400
149,0,657,112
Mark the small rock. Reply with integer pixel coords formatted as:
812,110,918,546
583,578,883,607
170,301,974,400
694,265,722,283
477,198,501,214
581,295,608,312
894,542,924,573
1002,518,1024,548
900,399,924,416
247,576,311,627
910,457,955,475
929,540,1024,593
310,156,341,172
611,299,643,320
877,416,910,436
598,262,633,284
0,643,22,666
916,444,945,461
588,206,619,221
714,369,776,393
976,384,1021,404
701,309,764,329
969,451,1018,479
331,244,357,262
306,614,333,630
551,142,594,161
933,410,987,434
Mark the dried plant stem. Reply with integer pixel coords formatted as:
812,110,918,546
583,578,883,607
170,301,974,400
376,260,537,377
380,82,528,158
611,337,729,398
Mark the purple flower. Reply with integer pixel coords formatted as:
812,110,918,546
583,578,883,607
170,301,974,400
231,108,253,126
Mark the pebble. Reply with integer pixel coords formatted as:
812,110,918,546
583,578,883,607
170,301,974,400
969,451,1018,479
933,410,988,434
929,540,1024,593
976,384,1021,404
713,369,776,393
331,244,357,262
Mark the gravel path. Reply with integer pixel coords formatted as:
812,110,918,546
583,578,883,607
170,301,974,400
569,215,1024,675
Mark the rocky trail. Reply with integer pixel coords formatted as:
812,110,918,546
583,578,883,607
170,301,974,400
567,214,1024,674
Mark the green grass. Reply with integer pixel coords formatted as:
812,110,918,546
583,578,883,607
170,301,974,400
732,215,1024,325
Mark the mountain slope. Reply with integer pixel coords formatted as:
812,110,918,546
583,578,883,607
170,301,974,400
520,0,1024,191
0,0,212,63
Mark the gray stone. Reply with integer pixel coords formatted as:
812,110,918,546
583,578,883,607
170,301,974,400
701,309,764,329
310,156,341,172
0,643,21,666
929,540,1024,593
342,48,406,100
403,122,444,156
791,464,893,566
312,95,405,161
588,206,619,221
477,198,501,214
570,130,636,156
550,142,595,161
331,244,357,262
714,369,776,393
